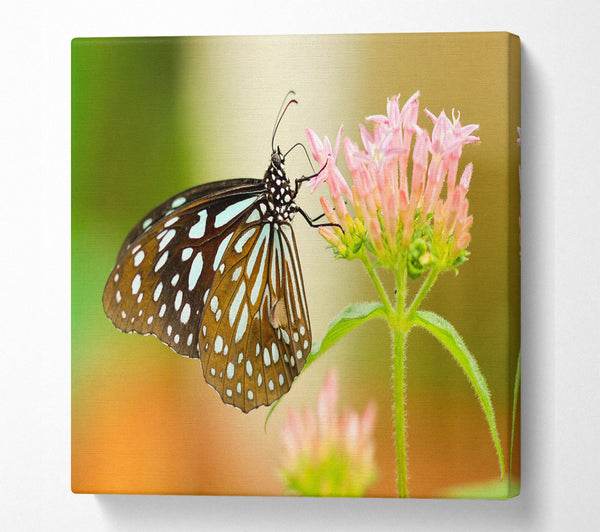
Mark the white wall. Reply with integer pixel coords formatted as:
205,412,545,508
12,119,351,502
2,0,597,530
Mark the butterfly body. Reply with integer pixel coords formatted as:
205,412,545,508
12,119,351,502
103,148,312,412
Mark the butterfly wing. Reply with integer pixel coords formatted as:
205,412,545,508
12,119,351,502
116,178,262,263
199,213,312,412
102,179,264,359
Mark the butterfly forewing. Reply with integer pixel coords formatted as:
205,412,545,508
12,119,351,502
103,181,264,359
198,209,311,412
116,179,262,263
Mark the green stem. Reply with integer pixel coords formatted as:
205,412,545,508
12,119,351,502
396,264,407,314
362,251,409,497
392,323,409,497
360,253,394,317
406,268,440,319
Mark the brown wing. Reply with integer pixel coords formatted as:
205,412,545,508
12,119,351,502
102,181,264,359
198,213,312,412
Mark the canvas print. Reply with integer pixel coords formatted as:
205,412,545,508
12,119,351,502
71,32,521,498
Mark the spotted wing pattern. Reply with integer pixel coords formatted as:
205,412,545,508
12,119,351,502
198,211,311,412
115,179,262,263
103,181,264,359
102,180,312,412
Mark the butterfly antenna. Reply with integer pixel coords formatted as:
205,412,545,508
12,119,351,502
284,142,316,173
272,90,298,153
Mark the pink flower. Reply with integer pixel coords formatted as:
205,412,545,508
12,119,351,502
280,369,378,497
305,125,351,199
306,93,479,271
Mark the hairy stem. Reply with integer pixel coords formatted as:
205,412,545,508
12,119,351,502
406,268,440,319
392,323,409,497
360,253,395,317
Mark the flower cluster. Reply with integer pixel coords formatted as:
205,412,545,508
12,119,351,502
306,92,479,277
279,370,377,497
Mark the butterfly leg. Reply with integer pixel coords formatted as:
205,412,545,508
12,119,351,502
293,161,328,197
296,206,344,232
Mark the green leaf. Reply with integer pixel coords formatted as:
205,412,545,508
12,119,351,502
305,301,387,370
265,301,387,429
412,310,506,479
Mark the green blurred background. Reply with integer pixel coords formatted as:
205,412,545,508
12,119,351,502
72,34,520,496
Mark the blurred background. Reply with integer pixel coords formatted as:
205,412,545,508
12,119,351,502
72,33,520,497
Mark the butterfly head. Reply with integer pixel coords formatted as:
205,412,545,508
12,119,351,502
270,146,285,170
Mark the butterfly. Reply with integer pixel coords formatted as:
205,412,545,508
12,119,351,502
102,93,333,413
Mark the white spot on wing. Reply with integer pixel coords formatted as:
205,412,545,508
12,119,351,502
133,250,145,267
131,274,141,294
153,282,163,301
234,228,257,253
164,216,179,228
188,252,204,290
213,233,234,271
155,251,169,272
247,209,260,223
181,303,191,324
214,197,256,228
158,228,176,252
174,290,183,311
189,210,207,239
171,197,186,208
246,225,269,277
263,347,271,367
181,247,193,261
229,281,246,326
235,304,249,343
215,335,223,353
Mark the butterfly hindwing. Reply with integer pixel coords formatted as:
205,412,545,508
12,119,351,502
102,181,264,359
199,212,311,411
